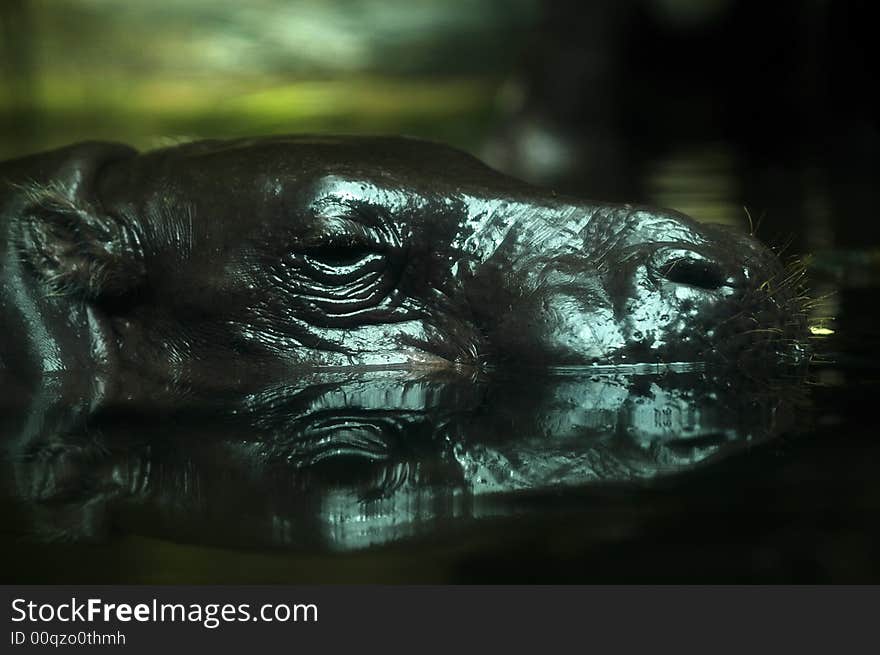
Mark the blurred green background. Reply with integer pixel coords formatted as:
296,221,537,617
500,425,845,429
2,0,876,243
0,0,537,158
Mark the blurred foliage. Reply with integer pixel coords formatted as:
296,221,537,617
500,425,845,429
0,0,539,158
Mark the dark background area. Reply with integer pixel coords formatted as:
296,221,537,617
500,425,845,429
1,0,877,250
1,0,878,582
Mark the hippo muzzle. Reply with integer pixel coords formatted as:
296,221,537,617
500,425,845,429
1,136,808,408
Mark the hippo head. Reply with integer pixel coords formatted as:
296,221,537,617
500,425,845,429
1,137,808,406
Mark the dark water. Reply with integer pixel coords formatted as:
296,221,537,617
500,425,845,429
2,0,879,583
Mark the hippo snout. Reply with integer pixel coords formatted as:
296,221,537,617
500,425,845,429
471,208,807,368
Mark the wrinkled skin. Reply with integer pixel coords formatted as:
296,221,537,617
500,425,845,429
0,136,807,410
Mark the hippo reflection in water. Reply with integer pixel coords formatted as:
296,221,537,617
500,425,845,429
3,369,799,550
0,137,808,410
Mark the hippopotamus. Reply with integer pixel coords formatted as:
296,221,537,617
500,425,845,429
0,136,808,410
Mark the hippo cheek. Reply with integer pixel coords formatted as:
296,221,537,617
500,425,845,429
524,294,625,365
477,271,627,367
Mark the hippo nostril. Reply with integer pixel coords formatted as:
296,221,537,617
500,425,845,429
659,257,728,291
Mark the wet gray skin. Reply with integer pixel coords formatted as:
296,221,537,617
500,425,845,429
2,368,799,550
0,136,808,411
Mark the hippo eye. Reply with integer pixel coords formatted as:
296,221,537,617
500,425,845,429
659,257,727,290
291,238,391,282
269,204,406,322
277,235,402,321
302,242,380,268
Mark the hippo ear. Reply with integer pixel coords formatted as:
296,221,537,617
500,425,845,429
16,184,145,299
